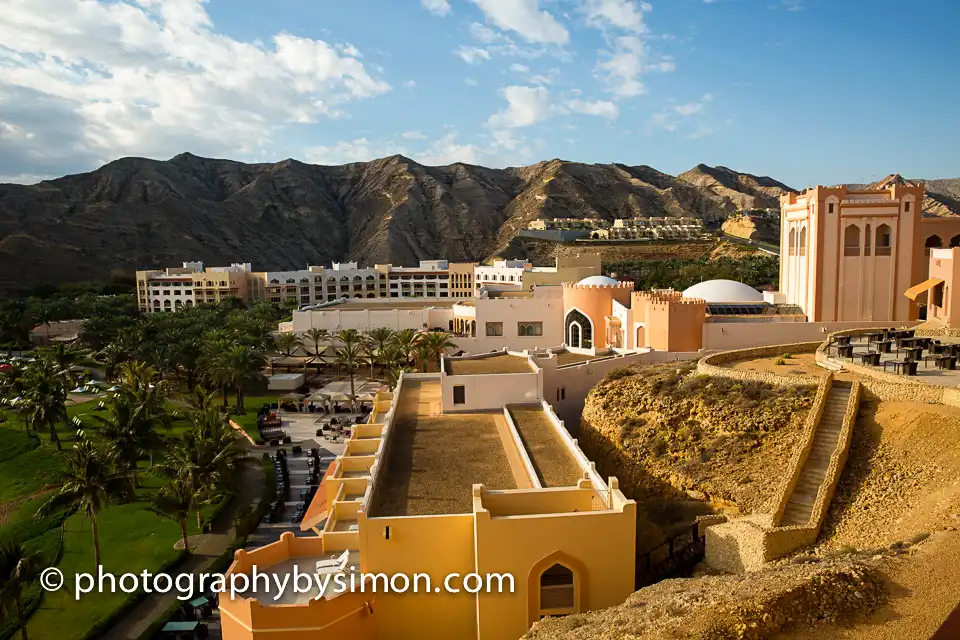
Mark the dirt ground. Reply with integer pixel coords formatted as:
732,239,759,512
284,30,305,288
777,531,960,640
818,398,960,551
730,352,828,378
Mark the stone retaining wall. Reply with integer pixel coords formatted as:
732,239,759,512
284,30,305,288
705,378,862,572
696,342,823,387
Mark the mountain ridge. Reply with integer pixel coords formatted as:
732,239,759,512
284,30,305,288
0,154,957,295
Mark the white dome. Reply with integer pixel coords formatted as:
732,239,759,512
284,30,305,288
577,275,619,287
682,279,762,303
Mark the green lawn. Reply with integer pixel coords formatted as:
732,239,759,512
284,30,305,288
0,399,229,640
228,393,285,444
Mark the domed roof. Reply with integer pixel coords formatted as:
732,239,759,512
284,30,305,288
577,275,620,287
682,279,762,303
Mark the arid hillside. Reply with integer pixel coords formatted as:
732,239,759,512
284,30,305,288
0,155,793,293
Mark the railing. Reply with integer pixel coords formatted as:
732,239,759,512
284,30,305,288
635,524,705,589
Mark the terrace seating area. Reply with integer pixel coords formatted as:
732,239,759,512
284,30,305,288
263,448,323,524
825,329,960,383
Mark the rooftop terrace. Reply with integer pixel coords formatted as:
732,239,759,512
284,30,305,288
445,353,535,375
369,380,518,516
508,406,583,488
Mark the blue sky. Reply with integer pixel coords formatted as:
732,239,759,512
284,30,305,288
0,0,958,188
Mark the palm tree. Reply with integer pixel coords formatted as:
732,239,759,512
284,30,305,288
336,328,362,349
36,438,132,569
385,365,413,389
199,337,233,408
418,331,458,372
304,328,330,360
411,343,431,373
159,399,242,530
273,332,302,357
89,386,168,472
335,342,364,402
364,327,395,374
390,329,419,365
21,358,69,449
217,344,266,413
359,338,377,380
150,476,195,554
116,361,158,393
0,541,35,640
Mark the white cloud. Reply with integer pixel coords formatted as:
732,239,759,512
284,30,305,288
0,0,390,177
464,78,479,86
421,0,452,17
402,130,427,140
674,93,713,116
565,98,619,120
469,22,501,43
580,0,651,33
454,46,492,64
417,132,482,165
596,36,647,97
487,85,552,130
303,138,406,165
509,63,531,73
470,0,569,44
595,35,674,98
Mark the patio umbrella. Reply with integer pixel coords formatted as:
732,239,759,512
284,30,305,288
355,393,376,403
70,386,86,393
107,385,120,392
323,392,351,403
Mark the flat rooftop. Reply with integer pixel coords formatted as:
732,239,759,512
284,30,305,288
554,350,597,367
370,380,517,516
508,406,583,488
445,354,535,375
310,300,459,311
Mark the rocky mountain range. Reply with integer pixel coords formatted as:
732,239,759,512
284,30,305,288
0,153,956,295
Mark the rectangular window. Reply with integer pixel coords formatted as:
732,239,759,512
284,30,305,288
453,385,466,405
518,322,543,337
904,201,911,212
486,322,503,337
828,203,835,214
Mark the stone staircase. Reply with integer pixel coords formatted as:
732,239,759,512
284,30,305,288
778,382,852,527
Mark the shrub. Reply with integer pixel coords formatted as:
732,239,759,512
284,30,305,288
775,357,787,365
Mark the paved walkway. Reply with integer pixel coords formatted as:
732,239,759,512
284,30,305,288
102,459,265,640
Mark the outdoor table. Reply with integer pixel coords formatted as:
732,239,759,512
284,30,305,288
869,339,893,353
938,355,958,370
904,346,923,361
864,332,884,343
883,360,917,375
188,596,210,618
931,343,947,355
836,335,852,346
857,352,881,366
161,621,199,639
837,344,855,358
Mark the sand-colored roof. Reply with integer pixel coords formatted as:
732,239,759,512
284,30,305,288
370,380,516,516
445,353,535,375
508,406,583,488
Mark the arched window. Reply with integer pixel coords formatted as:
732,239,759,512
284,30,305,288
340,276,349,283
925,235,943,256
951,234,960,248
285,278,295,284
539,564,575,615
788,227,797,256
353,275,362,281
876,224,893,256
270,279,280,284
366,274,375,281
300,277,309,283
314,276,323,283
565,309,592,349
864,224,872,256
328,277,336,283
843,225,861,256
798,226,807,257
